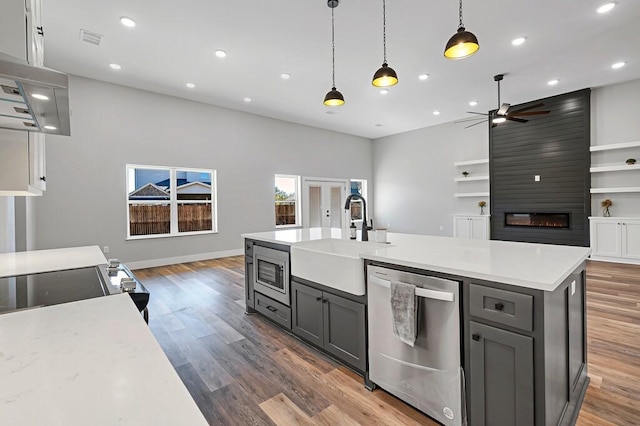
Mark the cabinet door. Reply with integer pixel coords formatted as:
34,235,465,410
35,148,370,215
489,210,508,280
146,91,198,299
29,132,46,192
323,292,366,372
453,216,471,238
291,281,324,347
470,217,489,240
591,220,622,258
622,221,640,260
0,0,28,61
469,321,534,426
245,256,254,310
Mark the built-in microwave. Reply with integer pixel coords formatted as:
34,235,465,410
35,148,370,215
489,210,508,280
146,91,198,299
253,245,290,306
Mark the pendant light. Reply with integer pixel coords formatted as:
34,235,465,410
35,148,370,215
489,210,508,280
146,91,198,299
372,0,398,87
444,0,479,60
324,0,344,106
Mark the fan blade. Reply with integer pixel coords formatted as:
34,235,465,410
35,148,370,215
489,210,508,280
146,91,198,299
507,116,528,123
509,103,544,114
465,120,488,129
510,110,550,117
497,103,510,115
466,111,490,116
455,117,487,124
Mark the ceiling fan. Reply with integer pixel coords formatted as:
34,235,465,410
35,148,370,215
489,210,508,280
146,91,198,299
458,74,550,129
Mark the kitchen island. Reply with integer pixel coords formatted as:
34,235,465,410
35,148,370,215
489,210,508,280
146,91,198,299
243,228,591,426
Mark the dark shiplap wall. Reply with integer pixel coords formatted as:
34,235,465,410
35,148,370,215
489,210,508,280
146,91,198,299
490,89,591,246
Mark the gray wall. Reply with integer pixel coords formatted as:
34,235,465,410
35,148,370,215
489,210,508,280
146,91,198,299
35,76,372,265
590,79,640,217
372,121,488,236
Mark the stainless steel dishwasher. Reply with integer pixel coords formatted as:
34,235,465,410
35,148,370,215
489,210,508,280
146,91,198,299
367,264,466,426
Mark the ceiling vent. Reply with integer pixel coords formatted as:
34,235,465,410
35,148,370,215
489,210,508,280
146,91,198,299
79,29,103,46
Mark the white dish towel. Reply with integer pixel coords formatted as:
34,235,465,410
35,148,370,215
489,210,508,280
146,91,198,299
390,280,418,347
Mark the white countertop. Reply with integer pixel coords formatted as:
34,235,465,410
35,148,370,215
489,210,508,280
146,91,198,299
243,229,591,291
0,245,108,277
0,294,208,426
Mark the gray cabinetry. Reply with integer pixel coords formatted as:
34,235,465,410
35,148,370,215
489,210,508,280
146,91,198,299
291,280,366,373
469,321,534,426
244,255,255,312
465,266,588,426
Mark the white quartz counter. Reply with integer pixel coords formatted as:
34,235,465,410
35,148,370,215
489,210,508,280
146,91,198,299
243,229,591,292
0,245,108,277
0,294,208,426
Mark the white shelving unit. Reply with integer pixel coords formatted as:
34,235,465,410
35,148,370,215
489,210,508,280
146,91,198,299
590,187,640,194
590,141,640,194
590,141,640,152
454,175,489,182
454,192,490,198
453,159,489,166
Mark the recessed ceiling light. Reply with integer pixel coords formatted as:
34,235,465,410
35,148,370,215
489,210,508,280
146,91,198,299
418,74,429,81
433,110,441,116
380,89,389,95
597,2,616,14
44,125,57,130
469,100,478,106
511,37,526,46
547,79,559,86
109,63,122,70
215,50,227,58
120,17,136,27
280,73,291,80
243,97,252,103
185,83,195,88
31,93,49,100
611,61,626,69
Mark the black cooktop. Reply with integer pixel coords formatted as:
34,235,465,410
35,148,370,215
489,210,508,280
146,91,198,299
0,267,108,314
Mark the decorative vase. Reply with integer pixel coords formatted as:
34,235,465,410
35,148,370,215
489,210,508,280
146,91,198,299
603,207,611,217
480,206,485,215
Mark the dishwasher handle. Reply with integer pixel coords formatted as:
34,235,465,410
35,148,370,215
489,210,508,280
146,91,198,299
369,275,455,302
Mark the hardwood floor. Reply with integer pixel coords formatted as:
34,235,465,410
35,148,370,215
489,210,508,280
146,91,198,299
135,257,640,425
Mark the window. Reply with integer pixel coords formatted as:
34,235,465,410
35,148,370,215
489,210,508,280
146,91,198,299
275,174,300,227
126,165,217,239
349,179,367,222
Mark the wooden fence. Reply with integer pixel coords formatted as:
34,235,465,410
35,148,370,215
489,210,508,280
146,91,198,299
275,202,296,225
129,204,212,236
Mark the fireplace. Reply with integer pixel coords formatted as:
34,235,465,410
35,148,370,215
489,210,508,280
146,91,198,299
505,213,570,229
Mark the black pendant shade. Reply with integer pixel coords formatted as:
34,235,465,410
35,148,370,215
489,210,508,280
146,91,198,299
324,87,345,106
372,63,398,87
444,26,479,59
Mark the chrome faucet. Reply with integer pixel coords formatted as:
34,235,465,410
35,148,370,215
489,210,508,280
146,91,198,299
344,194,372,241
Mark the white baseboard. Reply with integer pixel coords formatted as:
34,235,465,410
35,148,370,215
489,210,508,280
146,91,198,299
127,248,244,270
589,255,640,266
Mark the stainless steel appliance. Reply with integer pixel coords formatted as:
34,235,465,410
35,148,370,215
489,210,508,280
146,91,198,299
0,263,150,322
367,265,466,426
253,245,290,306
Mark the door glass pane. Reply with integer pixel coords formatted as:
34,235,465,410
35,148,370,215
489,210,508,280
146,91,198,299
329,186,343,228
308,186,322,227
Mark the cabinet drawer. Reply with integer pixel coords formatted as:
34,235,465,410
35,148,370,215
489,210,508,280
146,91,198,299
244,240,253,257
255,291,291,329
470,284,533,332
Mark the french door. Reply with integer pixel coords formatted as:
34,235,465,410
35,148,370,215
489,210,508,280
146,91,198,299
302,178,348,229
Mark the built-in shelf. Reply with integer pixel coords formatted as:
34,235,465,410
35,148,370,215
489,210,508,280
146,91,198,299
454,175,490,182
453,159,489,167
590,187,640,194
454,192,490,198
590,164,640,173
590,141,640,152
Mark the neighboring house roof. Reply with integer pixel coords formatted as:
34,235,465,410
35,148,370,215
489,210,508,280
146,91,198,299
176,181,211,194
155,178,211,188
128,183,170,200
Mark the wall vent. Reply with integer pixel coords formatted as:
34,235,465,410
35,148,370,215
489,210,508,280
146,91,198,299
79,29,103,46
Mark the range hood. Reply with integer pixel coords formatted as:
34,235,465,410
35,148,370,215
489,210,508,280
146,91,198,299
0,53,70,136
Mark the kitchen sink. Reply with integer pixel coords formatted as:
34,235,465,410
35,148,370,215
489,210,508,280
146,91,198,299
290,238,392,295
